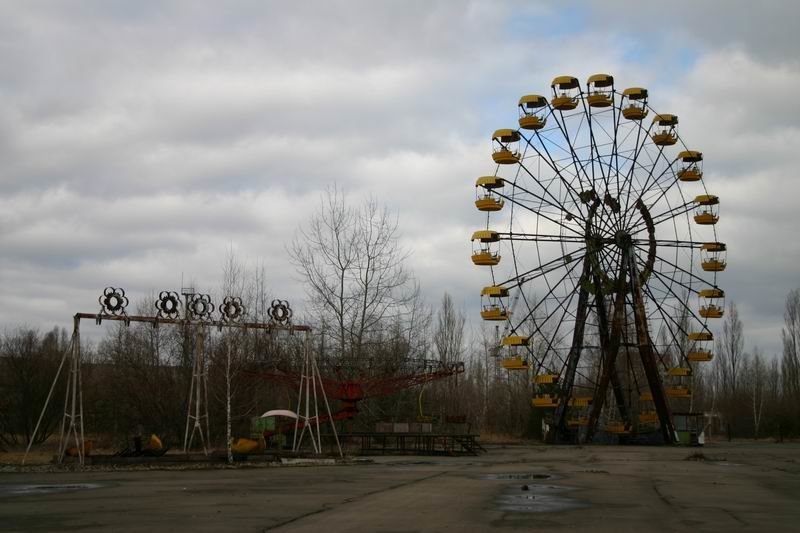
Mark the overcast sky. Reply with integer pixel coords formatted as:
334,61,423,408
1,1,798,356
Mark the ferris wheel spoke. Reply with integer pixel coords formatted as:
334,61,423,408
548,106,595,193
632,239,703,249
607,99,625,228
626,200,694,234
496,246,587,287
504,167,586,224
641,168,689,218
645,267,709,333
618,117,654,216
621,143,676,229
637,274,692,370
527,276,601,388
631,242,715,291
520,133,586,212
580,90,613,202
510,254,586,331
500,232,584,243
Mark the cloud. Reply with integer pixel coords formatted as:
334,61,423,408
0,1,796,356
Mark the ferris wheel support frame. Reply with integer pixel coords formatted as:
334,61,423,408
585,248,629,442
548,256,591,442
628,246,677,443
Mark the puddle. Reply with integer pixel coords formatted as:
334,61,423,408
0,483,103,496
495,483,588,513
481,472,555,481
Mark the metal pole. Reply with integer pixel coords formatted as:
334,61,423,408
315,355,343,458
292,342,307,452
75,319,85,465
309,337,322,453
22,336,72,465
183,357,196,453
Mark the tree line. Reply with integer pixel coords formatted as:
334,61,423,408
2,188,799,450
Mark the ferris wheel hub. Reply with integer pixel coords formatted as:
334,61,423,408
614,230,632,249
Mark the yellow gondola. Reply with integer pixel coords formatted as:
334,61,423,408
666,367,692,398
480,285,510,321
586,74,614,108
699,287,725,319
698,288,724,298
688,331,713,342
622,87,648,120
700,305,724,318
475,176,505,212
551,76,580,111
502,335,530,347
677,150,703,182
518,94,548,130
471,230,501,266
532,394,559,408
701,242,727,272
502,335,530,356
603,422,630,434
688,349,714,362
694,194,719,225
651,114,678,146
533,373,560,384
666,387,692,399
492,129,521,164
569,396,592,407
638,391,657,424
501,356,529,370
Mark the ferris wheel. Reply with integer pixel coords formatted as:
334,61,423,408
471,74,726,444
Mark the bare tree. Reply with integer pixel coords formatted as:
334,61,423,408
434,293,465,365
222,250,243,463
433,293,466,415
290,186,413,360
717,301,744,397
781,289,800,401
780,288,800,435
749,347,766,439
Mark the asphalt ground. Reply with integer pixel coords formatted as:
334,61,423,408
1,442,799,532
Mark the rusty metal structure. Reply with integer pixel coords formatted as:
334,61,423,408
474,74,724,444
23,288,326,466
247,359,465,435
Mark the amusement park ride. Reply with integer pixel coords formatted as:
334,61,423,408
473,74,725,444
248,358,464,438
23,287,464,465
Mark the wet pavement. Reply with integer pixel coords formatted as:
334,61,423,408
2,441,800,531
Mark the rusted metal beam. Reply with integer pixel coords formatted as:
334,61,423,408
627,249,676,444
548,255,591,443
593,271,631,430
585,251,628,442
75,313,312,333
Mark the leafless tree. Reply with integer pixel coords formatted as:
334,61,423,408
716,301,744,398
433,292,465,415
434,293,465,365
781,289,800,401
748,347,766,438
290,186,413,361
